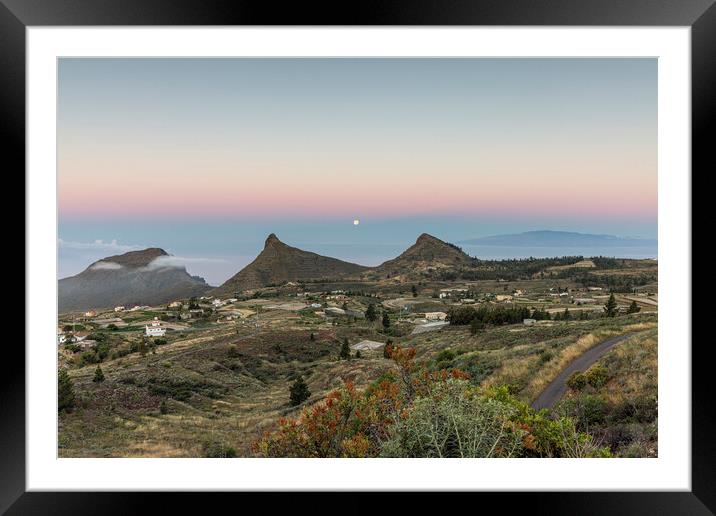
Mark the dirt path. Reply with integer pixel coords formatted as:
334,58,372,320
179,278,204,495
530,333,634,411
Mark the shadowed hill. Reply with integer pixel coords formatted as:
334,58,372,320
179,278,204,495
370,233,476,279
212,234,369,296
58,248,210,312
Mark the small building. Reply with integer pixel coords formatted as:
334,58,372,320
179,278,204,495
309,303,323,309
424,311,447,321
169,301,182,308
523,319,536,326
84,310,97,318
496,294,513,302
212,299,224,307
145,317,166,337
114,306,125,312
324,307,346,316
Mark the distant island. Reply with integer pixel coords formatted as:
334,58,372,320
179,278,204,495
458,230,657,248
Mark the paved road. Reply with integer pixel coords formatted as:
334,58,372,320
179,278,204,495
531,333,635,411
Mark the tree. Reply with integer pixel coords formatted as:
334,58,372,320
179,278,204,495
310,332,315,341
355,350,362,359
382,311,391,330
289,375,311,406
365,304,378,322
627,300,641,314
340,338,351,360
470,319,484,335
58,369,75,412
160,399,169,414
341,301,348,311
93,365,105,383
603,293,618,318
562,308,571,321
411,285,418,297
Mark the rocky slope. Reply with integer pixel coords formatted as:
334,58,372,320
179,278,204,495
369,233,476,280
212,234,368,296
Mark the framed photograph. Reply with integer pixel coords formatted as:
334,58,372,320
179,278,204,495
5,0,710,512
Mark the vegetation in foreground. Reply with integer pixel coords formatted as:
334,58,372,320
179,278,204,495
255,346,610,458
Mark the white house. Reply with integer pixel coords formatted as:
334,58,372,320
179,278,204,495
145,317,166,337
169,301,182,308
309,303,323,309
212,299,224,307
114,306,125,312
523,319,536,326
424,311,447,321
84,310,97,318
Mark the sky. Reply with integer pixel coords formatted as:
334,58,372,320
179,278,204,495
58,58,657,284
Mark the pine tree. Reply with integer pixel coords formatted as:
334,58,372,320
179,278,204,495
355,350,361,359
340,338,351,360
411,285,418,297
160,399,168,414
310,332,315,341
365,303,377,322
58,369,75,413
289,376,311,406
563,308,571,321
604,293,618,317
382,311,391,330
93,365,105,383
627,300,641,314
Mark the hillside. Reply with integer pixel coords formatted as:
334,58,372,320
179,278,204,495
370,233,475,279
212,234,369,296
58,248,211,312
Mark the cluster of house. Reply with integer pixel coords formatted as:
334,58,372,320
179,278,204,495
57,329,95,349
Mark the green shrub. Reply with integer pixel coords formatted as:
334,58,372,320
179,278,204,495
586,365,608,388
203,441,237,458
567,371,587,390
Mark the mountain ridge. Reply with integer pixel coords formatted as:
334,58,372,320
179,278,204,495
58,248,211,312
459,230,657,247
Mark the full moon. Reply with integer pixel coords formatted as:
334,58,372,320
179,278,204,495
353,219,360,226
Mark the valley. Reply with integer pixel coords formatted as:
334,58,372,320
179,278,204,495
57,233,658,458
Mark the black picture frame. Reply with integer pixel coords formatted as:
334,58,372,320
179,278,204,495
3,0,709,513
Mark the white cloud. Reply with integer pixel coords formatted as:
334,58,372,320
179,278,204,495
90,261,124,270
58,238,141,252
142,255,228,271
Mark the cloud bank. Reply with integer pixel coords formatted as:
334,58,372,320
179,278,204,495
90,261,124,270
